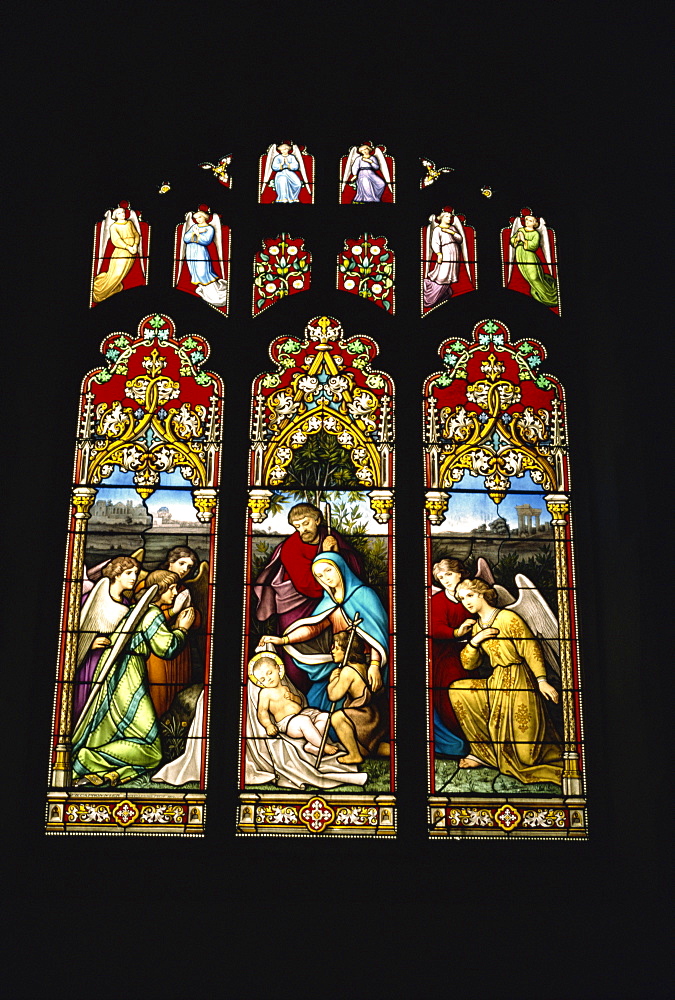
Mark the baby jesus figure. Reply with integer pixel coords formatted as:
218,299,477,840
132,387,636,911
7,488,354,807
250,654,340,757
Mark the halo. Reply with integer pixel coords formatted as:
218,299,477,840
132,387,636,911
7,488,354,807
311,557,341,577
248,650,285,687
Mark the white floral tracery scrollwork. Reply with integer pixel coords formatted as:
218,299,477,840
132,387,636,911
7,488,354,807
85,369,210,497
438,375,556,502
263,357,384,487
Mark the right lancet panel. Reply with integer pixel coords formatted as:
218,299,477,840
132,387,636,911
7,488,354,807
423,319,585,839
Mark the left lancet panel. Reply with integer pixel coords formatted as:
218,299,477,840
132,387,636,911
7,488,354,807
46,314,223,837
238,315,396,837
90,201,150,306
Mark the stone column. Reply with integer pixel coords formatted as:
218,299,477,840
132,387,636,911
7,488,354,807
544,493,583,796
515,505,526,533
51,486,97,788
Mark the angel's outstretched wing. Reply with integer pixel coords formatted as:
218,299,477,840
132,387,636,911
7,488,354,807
505,573,560,674
373,146,391,185
96,210,113,275
188,561,210,624
128,547,148,591
494,584,516,608
341,146,358,190
507,216,521,284
127,208,144,276
175,211,193,285
260,144,276,196
475,557,494,584
453,216,471,280
424,215,436,278
77,577,130,668
291,144,310,190
211,212,224,277
538,217,554,273
82,557,111,597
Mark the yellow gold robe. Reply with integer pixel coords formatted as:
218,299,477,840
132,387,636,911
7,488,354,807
450,609,562,784
92,219,140,302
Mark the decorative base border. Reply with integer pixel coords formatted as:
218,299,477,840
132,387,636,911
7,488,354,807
46,790,206,836
237,792,396,837
428,796,587,839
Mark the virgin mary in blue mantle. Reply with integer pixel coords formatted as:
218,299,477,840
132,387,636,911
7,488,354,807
280,552,389,711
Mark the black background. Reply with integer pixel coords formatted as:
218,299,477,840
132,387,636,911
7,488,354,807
6,7,669,998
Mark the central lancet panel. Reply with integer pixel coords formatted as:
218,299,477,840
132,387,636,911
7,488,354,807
238,315,396,837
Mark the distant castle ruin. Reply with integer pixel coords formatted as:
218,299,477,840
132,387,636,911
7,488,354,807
514,503,546,534
470,506,551,537
89,499,151,528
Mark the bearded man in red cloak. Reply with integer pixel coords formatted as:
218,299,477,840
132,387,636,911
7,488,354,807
253,503,362,692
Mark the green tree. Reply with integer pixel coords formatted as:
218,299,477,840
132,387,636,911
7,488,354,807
284,431,361,490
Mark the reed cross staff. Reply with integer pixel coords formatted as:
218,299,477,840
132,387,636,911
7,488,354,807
315,611,362,768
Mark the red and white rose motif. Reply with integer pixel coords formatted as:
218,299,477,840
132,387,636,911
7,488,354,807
337,234,394,313
253,234,311,316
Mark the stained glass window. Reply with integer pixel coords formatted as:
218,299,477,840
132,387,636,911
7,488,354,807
501,207,560,314
46,314,223,836
90,200,150,307
252,234,311,316
238,315,396,837
259,142,315,203
337,233,395,312
421,206,477,316
423,319,585,838
339,144,395,203
173,205,230,316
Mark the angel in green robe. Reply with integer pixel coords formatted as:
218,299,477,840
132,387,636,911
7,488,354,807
509,212,559,308
72,570,195,787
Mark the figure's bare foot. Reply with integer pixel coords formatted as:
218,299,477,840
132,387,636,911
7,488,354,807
458,757,483,769
338,753,363,764
305,743,338,756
